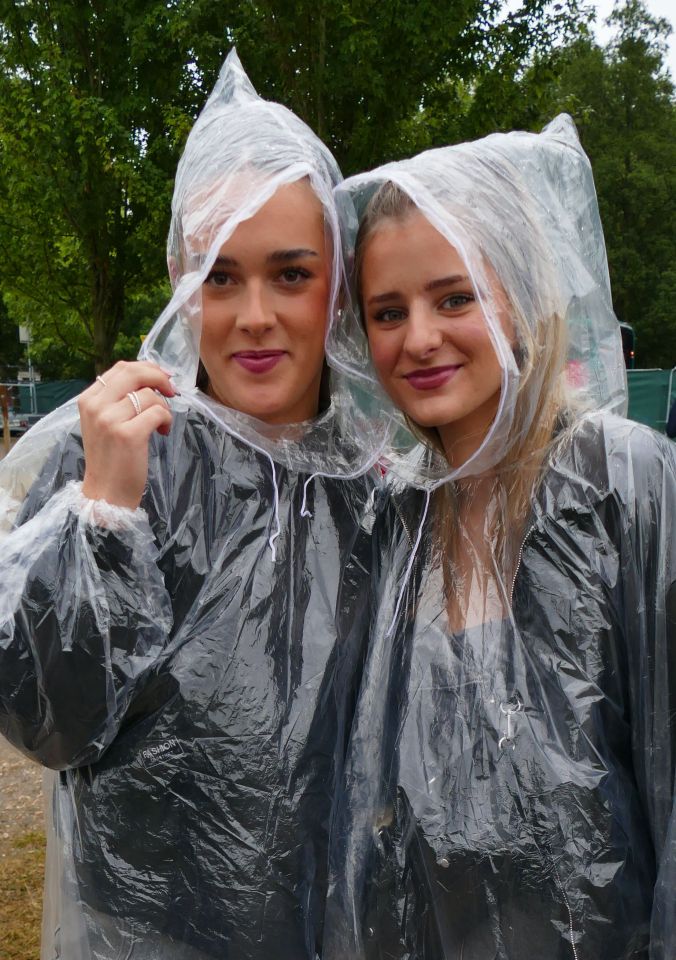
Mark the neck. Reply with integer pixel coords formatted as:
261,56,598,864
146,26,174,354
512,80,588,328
436,391,500,469
437,424,491,470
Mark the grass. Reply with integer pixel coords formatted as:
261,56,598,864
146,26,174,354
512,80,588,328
0,830,44,960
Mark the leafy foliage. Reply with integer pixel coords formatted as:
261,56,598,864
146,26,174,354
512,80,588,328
0,0,209,372
0,0,673,375
519,1,676,367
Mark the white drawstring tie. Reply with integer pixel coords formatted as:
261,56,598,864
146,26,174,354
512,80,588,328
300,474,318,518
267,455,281,560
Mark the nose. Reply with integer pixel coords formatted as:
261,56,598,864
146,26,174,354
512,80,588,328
402,302,443,359
235,281,276,336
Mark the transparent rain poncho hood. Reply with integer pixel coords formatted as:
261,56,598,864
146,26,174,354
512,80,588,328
327,113,627,488
140,48,385,484
0,48,384,534
0,51,380,960
323,118,676,959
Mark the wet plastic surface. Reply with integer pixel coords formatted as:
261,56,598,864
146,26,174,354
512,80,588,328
0,50,378,960
324,118,676,959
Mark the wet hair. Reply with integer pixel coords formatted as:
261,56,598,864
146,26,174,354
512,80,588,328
354,181,415,301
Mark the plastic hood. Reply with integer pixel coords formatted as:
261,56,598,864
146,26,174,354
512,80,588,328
327,114,627,488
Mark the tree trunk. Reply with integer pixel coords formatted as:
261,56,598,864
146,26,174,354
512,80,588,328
92,261,125,374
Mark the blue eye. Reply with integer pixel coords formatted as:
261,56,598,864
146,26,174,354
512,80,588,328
441,293,473,309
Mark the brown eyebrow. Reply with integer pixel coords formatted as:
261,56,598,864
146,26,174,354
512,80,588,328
209,249,319,268
266,248,319,263
367,291,401,306
367,275,469,306
424,274,469,292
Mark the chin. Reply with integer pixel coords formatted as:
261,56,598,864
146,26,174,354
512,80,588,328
408,412,444,429
240,397,288,422
208,384,280,421
401,400,460,431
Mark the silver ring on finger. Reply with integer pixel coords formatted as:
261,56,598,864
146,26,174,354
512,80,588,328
96,375,108,387
127,390,142,417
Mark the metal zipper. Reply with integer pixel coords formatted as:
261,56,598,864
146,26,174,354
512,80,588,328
552,863,581,960
393,500,415,548
509,523,535,607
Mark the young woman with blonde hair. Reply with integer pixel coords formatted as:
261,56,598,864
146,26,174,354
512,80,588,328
324,115,676,960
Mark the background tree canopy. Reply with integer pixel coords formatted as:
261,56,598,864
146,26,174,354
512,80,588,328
0,0,674,377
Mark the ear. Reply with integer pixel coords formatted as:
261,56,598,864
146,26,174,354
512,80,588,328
168,255,180,288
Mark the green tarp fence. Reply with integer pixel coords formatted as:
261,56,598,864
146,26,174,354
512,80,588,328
16,379,89,414
8,371,676,434
627,368,676,434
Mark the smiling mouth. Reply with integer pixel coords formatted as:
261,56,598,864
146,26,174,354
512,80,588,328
232,350,288,373
403,365,460,391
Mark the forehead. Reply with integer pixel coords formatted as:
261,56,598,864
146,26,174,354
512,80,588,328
230,180,326,240
183,175,327,259
362,210,466,283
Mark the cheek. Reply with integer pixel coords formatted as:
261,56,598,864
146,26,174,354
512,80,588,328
465,317,500,364
367,329,400,381
471,327,503,395
289,286,330,350
199,297,237,369
200,301,224,344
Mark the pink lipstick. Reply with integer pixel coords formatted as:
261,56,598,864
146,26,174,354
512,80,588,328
232,350,287,374
404,365,460,391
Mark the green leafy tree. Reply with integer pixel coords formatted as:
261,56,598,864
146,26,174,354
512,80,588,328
376,0,592,156
0,0,589,378
224,0,589,173
513,1,676,368
0,299,25,381
0,0,218,374
590,1,676,368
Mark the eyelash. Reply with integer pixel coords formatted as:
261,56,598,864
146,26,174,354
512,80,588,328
372,293,474,323
373,308,406,324
441,293,474,309
205,270,233,287
204,267,313,287
279,267,312,284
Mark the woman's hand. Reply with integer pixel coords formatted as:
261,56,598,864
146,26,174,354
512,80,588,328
78,361,176,509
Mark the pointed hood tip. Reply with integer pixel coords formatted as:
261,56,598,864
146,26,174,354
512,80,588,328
541,112,583,149
205,47,261,111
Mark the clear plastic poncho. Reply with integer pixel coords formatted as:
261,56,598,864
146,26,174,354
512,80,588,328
323,116,676,958
0,50,382,960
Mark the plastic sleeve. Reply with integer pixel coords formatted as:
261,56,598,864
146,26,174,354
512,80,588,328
0,481,173,770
